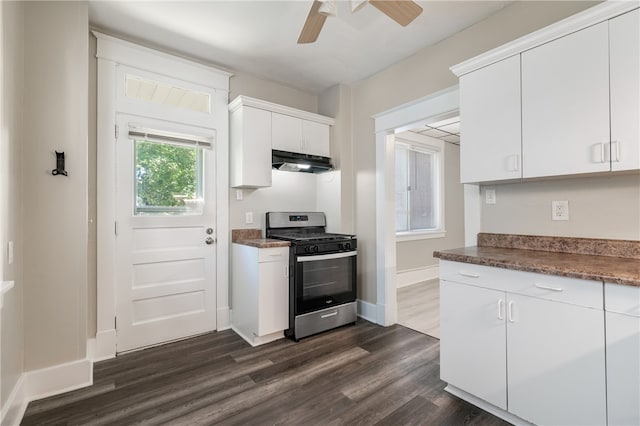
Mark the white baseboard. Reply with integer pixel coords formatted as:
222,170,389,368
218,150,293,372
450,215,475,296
94,329,116,361
1,358,93,426
356,299,378,323
396,265,440,288
217,306,231,331
445,385,533,426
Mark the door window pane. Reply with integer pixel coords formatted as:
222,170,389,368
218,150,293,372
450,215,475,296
134,140,203,215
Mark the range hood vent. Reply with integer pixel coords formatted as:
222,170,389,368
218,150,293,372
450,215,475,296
272,149,332,173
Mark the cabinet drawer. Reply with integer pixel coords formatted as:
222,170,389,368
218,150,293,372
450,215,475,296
440,260,603,309
606,283,640,317
258,247,289,263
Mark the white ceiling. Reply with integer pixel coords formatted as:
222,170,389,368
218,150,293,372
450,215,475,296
89,1,510,94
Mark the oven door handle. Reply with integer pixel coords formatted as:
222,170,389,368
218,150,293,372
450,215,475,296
297,251,357,262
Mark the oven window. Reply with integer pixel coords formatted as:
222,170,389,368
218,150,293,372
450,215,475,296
296,253,356,313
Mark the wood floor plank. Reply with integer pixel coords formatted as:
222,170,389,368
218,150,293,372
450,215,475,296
21,320,506,426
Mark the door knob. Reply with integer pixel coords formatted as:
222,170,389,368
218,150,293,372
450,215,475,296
206,228,214,235
206,237,215,245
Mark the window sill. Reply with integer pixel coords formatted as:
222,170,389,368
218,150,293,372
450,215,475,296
396,230,446,242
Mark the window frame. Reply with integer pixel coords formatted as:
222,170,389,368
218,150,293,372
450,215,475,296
394,132,445,242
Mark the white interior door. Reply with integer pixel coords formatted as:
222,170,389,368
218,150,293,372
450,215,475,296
115,114,217,353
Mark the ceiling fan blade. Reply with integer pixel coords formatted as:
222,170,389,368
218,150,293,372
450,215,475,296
298,0,328,44
369,0,423,26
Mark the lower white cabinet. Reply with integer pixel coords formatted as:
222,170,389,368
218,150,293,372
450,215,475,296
231,244,289,346
440,261,607,425
605,283,640,426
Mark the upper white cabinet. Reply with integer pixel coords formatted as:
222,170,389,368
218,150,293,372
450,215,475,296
459,55,521,183
272,112,330,157
230,105,272,188
610,8,640,172
452,3,639,183
522,22,610,178
229,96,334,188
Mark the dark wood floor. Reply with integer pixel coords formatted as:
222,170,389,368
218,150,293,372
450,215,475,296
22,320,508,425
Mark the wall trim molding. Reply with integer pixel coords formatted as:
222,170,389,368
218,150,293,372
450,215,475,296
229,95,335,125
356,299,378,324
396,265,440,288
92,329,117,362
1,358,93,426
217,306,231,331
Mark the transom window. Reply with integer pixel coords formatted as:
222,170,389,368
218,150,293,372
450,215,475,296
125,74,211,114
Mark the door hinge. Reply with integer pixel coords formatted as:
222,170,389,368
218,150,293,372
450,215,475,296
115,124,119,139
114,221,118,236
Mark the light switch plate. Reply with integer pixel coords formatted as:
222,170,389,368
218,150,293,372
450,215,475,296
235,189,243,201
245,212,253,224
485,189,496,205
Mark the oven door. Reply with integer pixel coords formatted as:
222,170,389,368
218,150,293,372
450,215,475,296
295,250,357,315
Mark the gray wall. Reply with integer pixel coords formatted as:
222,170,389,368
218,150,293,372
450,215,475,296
23,1,89,370
348,1,598,304
396,142,465,271
481,174,640,240
1,0,25,408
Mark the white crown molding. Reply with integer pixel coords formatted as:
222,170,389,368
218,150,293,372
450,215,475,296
451,2,639,76
229,95,335,126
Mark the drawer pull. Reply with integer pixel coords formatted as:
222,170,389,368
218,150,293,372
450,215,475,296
535,283,563,292
268,253,283,257
459,271,480,278
321,311,338,319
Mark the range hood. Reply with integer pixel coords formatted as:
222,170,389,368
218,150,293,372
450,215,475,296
272,149,332,173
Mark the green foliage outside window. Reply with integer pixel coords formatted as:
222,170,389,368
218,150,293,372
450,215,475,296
135,141,199,210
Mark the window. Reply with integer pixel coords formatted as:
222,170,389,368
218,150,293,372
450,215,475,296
131,128,212,216
125,74,211,114
395,135,444,240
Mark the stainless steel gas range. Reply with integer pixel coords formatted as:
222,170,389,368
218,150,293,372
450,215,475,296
266,212,357,341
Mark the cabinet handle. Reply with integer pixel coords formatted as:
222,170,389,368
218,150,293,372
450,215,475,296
321,311,337,319
592,143,607,163
509,154,520,172
508,301,515,323
535,283,563,292
268,253,282,257
611,141,620,163
459,271,480,278
284,265,288,278
497,299,505,320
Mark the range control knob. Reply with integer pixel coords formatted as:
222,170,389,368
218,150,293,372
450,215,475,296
312,245,319,253
304,246,311,254
345,243,351,250
338,243,344,250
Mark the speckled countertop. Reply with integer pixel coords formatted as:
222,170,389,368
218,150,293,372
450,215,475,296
434,233,640,287
231,229,290,249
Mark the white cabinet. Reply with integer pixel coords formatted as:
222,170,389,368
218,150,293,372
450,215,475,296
230,105,272,188
440,281,507,409
522,21,611,178
231,244,289,346
272,112,330,157
440,261,607,425
610,9,640,172
459,55,522,183
605,283,640,426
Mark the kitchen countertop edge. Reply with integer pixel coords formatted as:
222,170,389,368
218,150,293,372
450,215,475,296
434,247,640,287
233,238,290,249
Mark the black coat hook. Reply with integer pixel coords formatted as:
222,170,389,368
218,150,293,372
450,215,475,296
52,151,68,176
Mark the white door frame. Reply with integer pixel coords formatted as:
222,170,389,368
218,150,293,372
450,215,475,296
372,85,480,326
94,32,231,360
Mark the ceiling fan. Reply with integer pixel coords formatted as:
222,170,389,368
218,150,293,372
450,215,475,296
298,0,423,44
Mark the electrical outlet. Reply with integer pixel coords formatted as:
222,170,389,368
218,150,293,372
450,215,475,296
235,189,243,201
552,201,569,221
245,212,253,224
485,189,496,205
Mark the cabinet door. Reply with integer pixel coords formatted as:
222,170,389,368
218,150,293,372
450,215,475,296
606,311,640,426
258,260,289,336
440,281,507,409
459,55,522,183
302,120,330,157
272,113,303,153
610,8,640,172
233,106,272,188
507,294,606,426
522,22,610,178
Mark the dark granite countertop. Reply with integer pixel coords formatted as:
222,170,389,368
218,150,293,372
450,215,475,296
231,229,290,249
434,233,640,287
